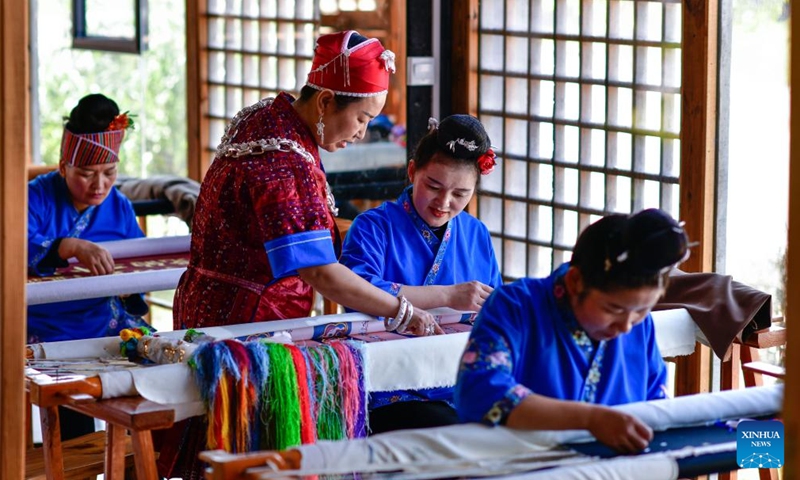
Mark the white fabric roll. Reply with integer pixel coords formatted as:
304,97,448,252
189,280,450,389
67,235,191,263
297,424,562,475
27,267,186,305
502,383,785,446
289,385,781,476
36,336,121,359
491,453,679,480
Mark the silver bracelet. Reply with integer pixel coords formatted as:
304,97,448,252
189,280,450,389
384,295,408,331
396,302,415,333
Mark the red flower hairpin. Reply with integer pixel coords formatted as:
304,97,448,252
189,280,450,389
106,112,135,132
477,148,497,175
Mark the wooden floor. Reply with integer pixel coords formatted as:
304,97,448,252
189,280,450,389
26,430,134,480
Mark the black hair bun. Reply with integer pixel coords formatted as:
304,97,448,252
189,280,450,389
65,93,120,134
619,208,689,274
436,114,491,160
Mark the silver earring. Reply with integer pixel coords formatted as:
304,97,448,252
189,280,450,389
316,115,325,145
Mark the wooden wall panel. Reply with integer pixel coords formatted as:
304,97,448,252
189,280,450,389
675,0,718,396
0,0,30,478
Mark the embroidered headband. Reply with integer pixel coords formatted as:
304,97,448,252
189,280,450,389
306,30,396,97
430,114,497,175
60,112,133,167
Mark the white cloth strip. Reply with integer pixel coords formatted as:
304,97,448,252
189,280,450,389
67,235,191,263
650,308,697,357
364,332,469,392
27,267,185,305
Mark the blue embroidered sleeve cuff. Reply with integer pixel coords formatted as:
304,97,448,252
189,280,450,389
265,230,336,278
483,383,534,426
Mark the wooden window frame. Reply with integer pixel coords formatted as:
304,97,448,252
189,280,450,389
72,0,149,54
452,0,717,395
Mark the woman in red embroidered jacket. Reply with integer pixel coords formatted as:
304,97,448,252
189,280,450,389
174,30,438,336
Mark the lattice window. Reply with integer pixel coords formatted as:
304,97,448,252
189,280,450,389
204,0,318,166
476,0,682,280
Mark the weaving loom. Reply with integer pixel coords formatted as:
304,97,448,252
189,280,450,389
25,308,698,480
26,235,190,305
198,384,783,480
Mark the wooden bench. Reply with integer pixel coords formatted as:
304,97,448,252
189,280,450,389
26,371,176,480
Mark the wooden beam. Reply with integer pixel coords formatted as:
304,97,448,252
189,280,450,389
783,1,800,474
186,0,209,181
675,0,719,397
0,0,30,478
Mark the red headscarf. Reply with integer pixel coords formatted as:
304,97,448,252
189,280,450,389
306,30,396,97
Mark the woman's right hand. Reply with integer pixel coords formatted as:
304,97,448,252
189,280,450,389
447,281,494,311
401,306,445,336
587,406,653,454
59,238,115,276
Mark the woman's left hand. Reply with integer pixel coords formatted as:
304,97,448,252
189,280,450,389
401,307,445,336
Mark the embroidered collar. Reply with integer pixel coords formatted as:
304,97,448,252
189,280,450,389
552,263,595,354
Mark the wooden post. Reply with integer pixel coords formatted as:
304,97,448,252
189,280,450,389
0,0,30,478
451,0,479,217
676,0,719,397
783,1,800,473
186,0,209,182
450,0,479,117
